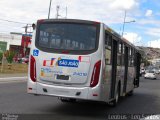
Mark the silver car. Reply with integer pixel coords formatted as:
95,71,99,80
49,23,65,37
144,71,157,79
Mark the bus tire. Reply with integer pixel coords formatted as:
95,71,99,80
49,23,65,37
128,90,134,96
108,84,120,107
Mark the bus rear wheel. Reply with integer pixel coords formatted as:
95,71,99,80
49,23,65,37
128,90,134,96
108,85,120,107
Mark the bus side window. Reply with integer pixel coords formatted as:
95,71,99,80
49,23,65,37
117,42,122,66
121,43,125,66
128,47,130,66
105,32,111,49
128,47,133,67
108,36,112,49
105,33,108,46
131,48,135,66
105,32,111,64
105,49,111,64
118,42,122,54
122,43,125,54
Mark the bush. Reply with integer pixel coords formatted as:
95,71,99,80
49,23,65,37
4,50,15,64
0,52,3,63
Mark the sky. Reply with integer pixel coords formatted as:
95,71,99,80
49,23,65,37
0,0,160,48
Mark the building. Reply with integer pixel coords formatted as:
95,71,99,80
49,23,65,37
0,32,31,57
149,59,160,68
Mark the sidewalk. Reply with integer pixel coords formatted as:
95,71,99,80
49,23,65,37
0,73,28,83
0,73,27,78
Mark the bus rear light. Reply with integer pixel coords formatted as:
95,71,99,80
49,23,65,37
30,55,36,82
90,60,101,87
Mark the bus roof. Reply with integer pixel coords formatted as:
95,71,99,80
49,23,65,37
104,24,139,52
36,19,101,25
36,18,140,53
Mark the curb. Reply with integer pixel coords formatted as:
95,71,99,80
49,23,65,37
0,76,27,83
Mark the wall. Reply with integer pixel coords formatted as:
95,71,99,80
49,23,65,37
0,33,22,50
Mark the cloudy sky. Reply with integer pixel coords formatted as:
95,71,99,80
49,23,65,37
0,0,160,48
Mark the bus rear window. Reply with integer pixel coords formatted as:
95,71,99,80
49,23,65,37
36,22,99,53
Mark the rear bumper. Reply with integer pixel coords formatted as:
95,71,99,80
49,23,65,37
27,81,102,101
37,82,89,99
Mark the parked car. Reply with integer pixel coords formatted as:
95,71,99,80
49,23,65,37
144,71,157,79
13,56,22,63
21,55,29,64
152,68,160,74
145,69,150,73
17,57,22,63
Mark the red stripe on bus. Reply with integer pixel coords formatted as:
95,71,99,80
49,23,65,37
78,56,82,62
43,60,46,66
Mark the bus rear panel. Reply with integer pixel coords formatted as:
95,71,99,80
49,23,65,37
27,19,105,102
28,19,141,104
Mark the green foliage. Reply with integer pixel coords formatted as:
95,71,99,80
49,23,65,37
5,50,15,64
0,52,3,62
141,56,150,66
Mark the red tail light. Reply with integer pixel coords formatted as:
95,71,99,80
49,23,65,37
90,60,101,87
30,55,36,82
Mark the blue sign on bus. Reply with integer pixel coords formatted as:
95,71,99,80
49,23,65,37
58,59,79,68
33,49,39,56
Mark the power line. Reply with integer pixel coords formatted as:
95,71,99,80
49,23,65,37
0,18,33,33
0,24,24,31
0,18,31,25
0,19,33,33
0,23,24,27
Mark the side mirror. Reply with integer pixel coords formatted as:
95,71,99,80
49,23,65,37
32,23,36,30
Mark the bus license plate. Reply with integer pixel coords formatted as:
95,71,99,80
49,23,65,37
56,75,69,80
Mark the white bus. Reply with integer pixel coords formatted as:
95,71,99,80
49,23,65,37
28,19,141,106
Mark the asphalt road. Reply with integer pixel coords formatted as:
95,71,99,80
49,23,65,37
0,76,160,120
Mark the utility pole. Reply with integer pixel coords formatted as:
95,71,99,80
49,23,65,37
121,10,135,37
23,24,28,57
122,10,126,37
56,5,60,19
65,6,68,18
48,0,52,19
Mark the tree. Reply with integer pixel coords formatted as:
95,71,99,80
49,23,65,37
4,50,15,64
141,56,150,66
0,52,3,63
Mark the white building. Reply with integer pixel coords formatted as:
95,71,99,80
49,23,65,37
150,59,160,67
0,32,31,57
0,32,22,50
149,59,160,67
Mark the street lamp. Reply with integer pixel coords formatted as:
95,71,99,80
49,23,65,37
48,0,52,19
122,11,135,36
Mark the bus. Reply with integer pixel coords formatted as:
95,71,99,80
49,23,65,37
27,19,141,106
